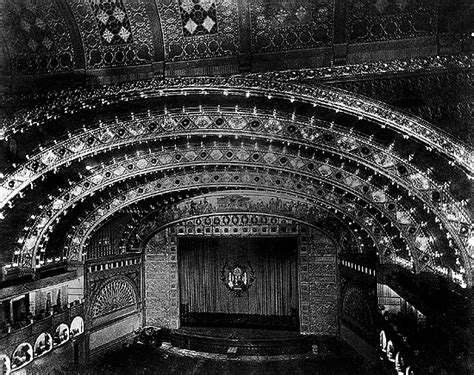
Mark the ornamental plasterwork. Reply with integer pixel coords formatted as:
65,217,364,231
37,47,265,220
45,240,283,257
347,0,438,43
249,0,335,52
1,111,469,272
75,191,367,257
26,164,417,274
245,54,471,83
18,143,414,256
14,147,465,283
4,0,75,73
90,276,137,319
156,0,239,61
3,78,471,170
0,110,467,242
67,0,154,67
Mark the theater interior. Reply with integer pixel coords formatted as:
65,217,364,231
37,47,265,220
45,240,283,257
0,0,472,374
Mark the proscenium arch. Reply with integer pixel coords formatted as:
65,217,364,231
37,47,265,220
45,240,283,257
69,182,381,258
142,211,340,333
141,212,342,254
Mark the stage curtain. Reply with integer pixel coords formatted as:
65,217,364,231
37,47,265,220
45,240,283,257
178,237,298,316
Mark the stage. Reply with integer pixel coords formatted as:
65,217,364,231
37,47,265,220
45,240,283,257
170,327,312,356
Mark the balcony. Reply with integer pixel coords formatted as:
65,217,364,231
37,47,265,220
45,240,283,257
0,301,84,362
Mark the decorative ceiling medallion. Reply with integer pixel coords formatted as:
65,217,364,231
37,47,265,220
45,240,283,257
221,260,255,296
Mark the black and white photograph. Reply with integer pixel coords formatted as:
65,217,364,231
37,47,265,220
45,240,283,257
0,0,472,374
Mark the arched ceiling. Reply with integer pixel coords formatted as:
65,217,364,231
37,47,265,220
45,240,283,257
1,0,471,90
0,78,471,289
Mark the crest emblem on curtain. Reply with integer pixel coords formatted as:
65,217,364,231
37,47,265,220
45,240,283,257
221,260,255,296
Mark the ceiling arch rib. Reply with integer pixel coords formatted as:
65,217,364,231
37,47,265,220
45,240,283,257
3,78,472,171
13,132,469,280
24,161,406,267
1,107,464,222
1,110,469,263
17,148,439,280
67,184,382,263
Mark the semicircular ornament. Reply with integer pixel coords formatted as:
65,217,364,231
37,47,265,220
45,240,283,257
91,278,137,318
221,260,255,297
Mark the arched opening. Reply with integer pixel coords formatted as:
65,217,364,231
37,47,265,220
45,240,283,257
10,343,32,371
33,333,52,357
52,323,69,348
70,316,84,338
143,211,339,336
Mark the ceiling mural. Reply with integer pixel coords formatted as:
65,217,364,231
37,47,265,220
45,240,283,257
4,0,75,74
347,0,439,43
73,187,373,259
249,0,334,53
67,0,154,68
157,0,239,61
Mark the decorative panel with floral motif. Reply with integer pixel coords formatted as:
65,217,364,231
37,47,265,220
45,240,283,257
157,0,239,61
347,0,439,43
90,276,137,318
89,0,133,45
179,0,218,37
4,0,75,73
68,0,154,68
250,0,335,53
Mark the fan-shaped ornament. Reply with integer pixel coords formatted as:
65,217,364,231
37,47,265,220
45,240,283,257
91,278,136,318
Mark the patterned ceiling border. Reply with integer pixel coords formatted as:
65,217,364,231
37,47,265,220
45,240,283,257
16,154,452,283
67,0,154,68
0,110,468,254
156,0,240,61
3,77,472,170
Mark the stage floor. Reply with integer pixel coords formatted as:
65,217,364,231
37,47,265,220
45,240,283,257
176,327,303,340
170,327,311,356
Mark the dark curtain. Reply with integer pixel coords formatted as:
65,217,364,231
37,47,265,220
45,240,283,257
178,237,298,318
